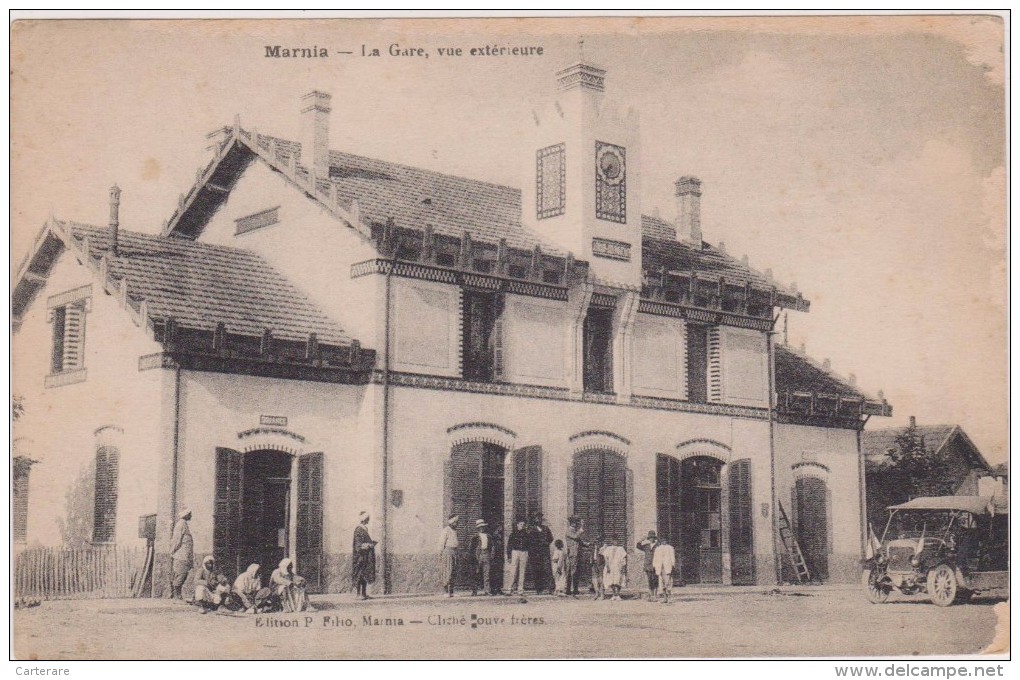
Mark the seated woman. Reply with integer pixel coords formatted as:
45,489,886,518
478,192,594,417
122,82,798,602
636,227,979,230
270,558,315,613
233,563,274,613
193,555,224,612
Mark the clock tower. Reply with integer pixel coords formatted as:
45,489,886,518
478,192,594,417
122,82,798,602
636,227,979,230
521,51,643,289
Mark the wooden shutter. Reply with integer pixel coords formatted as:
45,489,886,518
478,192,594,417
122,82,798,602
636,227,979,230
795,476,829,580
62,303,86,369
512,446,543,523
602,452,627,546
728,458,755,585
214,448,243,578
656,454,682,559
707,325,722,402
685,324,708,403
450,442,484,547
573,450,627,546
93,445,120,543
296,452,324,591
13,467,29,543
51,306,66,373
492,315,505,381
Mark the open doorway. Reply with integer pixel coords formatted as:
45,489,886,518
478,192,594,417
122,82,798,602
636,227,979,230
215,448,325,587
240,450,292,577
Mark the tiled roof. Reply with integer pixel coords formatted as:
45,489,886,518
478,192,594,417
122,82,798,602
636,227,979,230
774,343,869,400
861,425,957,463
643,233,783,292
68,223,351,345
167,129,806,305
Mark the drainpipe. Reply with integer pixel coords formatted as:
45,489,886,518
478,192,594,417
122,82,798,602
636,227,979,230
857,415,870,558
170,365,182,519
380,246,397,594
766,325,781,585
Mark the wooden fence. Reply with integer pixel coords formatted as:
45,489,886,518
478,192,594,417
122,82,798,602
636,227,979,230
14,546,150,600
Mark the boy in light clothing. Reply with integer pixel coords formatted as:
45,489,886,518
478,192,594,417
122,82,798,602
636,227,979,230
652,542,677,603
551,539,567,596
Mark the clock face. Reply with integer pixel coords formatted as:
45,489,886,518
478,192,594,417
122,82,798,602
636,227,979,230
597,146,625,184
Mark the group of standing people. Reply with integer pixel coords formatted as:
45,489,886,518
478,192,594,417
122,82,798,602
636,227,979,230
168,509,313,614
436,513,661,601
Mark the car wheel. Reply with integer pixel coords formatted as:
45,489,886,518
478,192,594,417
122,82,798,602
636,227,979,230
862,569,891,604
926,563,958,607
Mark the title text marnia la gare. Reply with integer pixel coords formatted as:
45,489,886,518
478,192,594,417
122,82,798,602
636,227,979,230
265,44,544,59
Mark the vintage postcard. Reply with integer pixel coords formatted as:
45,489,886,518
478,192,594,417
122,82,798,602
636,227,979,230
10,15,1008,662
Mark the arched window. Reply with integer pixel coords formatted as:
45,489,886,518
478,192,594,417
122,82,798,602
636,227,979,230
93,444,120,544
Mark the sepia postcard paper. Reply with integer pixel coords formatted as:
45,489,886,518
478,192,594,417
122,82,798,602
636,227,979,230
10,14,1008,661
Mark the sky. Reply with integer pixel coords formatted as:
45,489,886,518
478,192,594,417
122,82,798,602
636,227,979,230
11,16,1007,462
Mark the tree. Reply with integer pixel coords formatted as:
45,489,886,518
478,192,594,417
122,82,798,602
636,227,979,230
886,422,956,500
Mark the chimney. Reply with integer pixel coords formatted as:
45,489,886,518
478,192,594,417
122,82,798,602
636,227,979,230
108,184,121,257
675,176,702,246
909,415,916,428
300,90,332,179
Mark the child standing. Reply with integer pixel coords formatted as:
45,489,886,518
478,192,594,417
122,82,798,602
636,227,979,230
590,534,606,600
551,539,567,596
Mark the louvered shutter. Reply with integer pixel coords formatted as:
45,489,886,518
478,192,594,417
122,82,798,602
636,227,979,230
602,452,627,546
573,450,627,547
93,445,120,543
685,324,708,403
450,442,483,547
794,476,829,580
656,454,683,569
214,448,243,578
297,452,324,592
512,446,543,522
707,325,722,402
728,459,755,585
492,315,505,381
51,306,66,373
62,303,86,369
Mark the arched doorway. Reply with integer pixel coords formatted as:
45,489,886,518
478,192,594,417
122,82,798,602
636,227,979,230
794,476,829,580
214,448,323,588
678,456,723,584
573,449,628,547
447,441,508,586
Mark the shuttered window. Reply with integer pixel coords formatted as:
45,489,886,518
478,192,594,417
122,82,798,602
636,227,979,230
686,324,708,403
728,458,755,585
50,301,87,375
214,448,244,578
13,465,30,544
92,445,119,543
513,446,543,523
462,290,504,382
583,308,614,394
573,449,627,546
296,452,324,590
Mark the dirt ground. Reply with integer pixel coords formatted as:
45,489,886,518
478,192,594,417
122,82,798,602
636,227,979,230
13,585,1006,660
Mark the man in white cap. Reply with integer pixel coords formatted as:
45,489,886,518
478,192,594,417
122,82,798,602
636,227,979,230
352,511,377,600
469,518,495,596
438,514,460,597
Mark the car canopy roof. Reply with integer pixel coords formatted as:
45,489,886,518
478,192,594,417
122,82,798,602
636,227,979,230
888,496,998,515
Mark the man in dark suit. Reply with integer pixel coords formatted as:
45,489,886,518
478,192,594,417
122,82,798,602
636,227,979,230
529,513,554,595
469,519,496,595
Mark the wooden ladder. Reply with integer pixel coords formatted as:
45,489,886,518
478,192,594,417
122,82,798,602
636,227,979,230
777,501,811,583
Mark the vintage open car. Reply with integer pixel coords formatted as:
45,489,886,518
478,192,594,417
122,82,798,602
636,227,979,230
862,496,1008,606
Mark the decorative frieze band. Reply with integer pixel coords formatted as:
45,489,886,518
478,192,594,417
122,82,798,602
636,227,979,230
375,370,773,421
